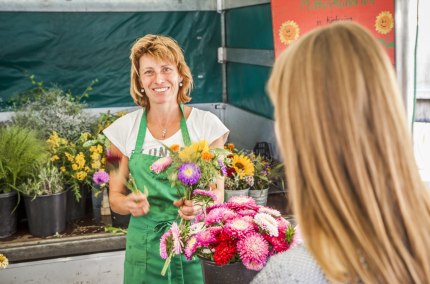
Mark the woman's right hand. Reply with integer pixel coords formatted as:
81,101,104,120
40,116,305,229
125,191,150,216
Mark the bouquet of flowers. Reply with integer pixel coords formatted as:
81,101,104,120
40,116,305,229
160,195,301,272
250,153,284,191
150,140,229,275
223,144,255,191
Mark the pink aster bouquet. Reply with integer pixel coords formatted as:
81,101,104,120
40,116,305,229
150,140,230,275
160,195,301,273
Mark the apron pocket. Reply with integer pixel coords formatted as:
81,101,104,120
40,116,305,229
125,227,148,266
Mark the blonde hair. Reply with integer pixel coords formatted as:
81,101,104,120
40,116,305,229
268,21,430,283
129,34,193,108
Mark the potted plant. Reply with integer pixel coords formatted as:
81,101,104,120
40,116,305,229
0,125,49,238
19,164,67,237
160,195,302,284
249,154,285,206
223,144,255,201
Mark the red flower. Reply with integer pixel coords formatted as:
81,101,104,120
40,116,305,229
213,241,237,265
226,167,236,177
263,234,289,255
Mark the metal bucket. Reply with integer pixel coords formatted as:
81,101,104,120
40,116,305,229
249,188,269,206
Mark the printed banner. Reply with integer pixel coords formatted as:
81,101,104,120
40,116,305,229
271,0,395,64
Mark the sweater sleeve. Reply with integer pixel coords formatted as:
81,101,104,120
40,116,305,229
250,245,328,284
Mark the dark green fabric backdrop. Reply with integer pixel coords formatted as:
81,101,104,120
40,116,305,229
0,12,221,110
226,4,274,119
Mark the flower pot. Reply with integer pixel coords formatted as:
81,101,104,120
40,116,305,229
66,186,88,222
249,188,269,206
23,190,67,237
224,188,249,202
110,210,131,228
199,257,258,284
91,189,104,224
0,191,18,238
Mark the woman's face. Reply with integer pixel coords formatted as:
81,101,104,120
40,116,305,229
139,54,183,106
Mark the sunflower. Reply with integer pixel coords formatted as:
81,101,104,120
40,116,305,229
232,154,255,179
375,11,393,35
279,20,300,45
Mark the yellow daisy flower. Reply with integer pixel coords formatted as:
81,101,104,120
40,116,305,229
279,20,300,45
65,152,74,162
232,154,255,178
90,146,97,153
0,253,9,269
96,145,103,154
72,164,79,171
76,171,87,181
375,11,394,35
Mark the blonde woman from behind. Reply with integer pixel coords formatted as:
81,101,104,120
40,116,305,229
253,21,430,284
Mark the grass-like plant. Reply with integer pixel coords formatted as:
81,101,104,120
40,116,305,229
18,164,64,197
0,126,49,193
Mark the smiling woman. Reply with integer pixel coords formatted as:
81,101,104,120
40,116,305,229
102,34,230,284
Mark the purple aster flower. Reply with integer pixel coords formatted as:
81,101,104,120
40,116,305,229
93,170,110,185
218,159,227,176
177,163,201,186
193,189,217,202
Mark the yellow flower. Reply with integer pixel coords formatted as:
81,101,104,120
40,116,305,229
232,154,255,178
65,152,74,162
50,155,59,161
279,20,300,45
60,166,66,172
80,132,91,142
90,145,97,153
72,163,79,171
375,11,394,35
75,152,86,169
96,144,103,154
91,152,101,161
46,131,60,149
75,171,87,181
92,160,101,170
84,166,90,173
179,140,209,162
0,253,8,269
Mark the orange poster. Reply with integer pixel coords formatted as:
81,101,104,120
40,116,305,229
271,0,395,64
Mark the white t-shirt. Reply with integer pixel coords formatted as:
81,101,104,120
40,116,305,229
103,107,230,158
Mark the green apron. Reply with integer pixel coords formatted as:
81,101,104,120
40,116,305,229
124,105,204,284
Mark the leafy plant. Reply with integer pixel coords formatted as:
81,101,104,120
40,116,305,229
0,126,49,193
12,75,98,141
17,164,64,197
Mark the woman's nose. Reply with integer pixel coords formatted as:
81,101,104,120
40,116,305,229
155,72,165,84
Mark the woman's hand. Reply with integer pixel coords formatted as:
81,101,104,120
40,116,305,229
173,199,201,221
125,191,150,216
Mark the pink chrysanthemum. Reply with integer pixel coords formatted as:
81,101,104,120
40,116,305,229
290,225,303,249
224,217,254,239
196,229,217,247
237,209,257,217
237,233,269,271
227,196,257,210
204,207,238,225
150,156,173,174
92,170,110,185
276,217,291,232
206,203,227,213
170,222,183,255
189,222,206,236
193,189,217,202
160,230,172,259
258,206,281,218
254,213,279,237
194,212,206,223
184,236,199,260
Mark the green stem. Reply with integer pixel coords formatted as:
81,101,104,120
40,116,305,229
161,253,172,276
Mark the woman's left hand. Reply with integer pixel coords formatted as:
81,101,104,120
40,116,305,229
173,199,201,220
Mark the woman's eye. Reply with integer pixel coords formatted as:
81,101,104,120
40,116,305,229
162,67,172,73
144,70,153,75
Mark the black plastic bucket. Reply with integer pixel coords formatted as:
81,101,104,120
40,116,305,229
66,186,87,222
0,191,18,238
24,190,67,237
199,257,258,284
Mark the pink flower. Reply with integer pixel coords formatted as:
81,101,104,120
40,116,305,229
193,189,217,202
150,156,173,174
206,203,227,213
276,217,291,232
204,207,238,225
290,225,303,249
237,209,257,217
258,206,281,218
224,217,254,239
227,196,257,210
189,222,206,236
160,230,172,259
237,233,269,271
92,170,110,185
254,213,279,237
196,229,217,247
170,222,183,255
184,236,199,260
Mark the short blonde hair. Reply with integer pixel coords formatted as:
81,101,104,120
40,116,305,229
129,34,193,108
269,22,430,283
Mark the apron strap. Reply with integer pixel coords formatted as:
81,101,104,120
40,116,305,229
133,104,192,153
